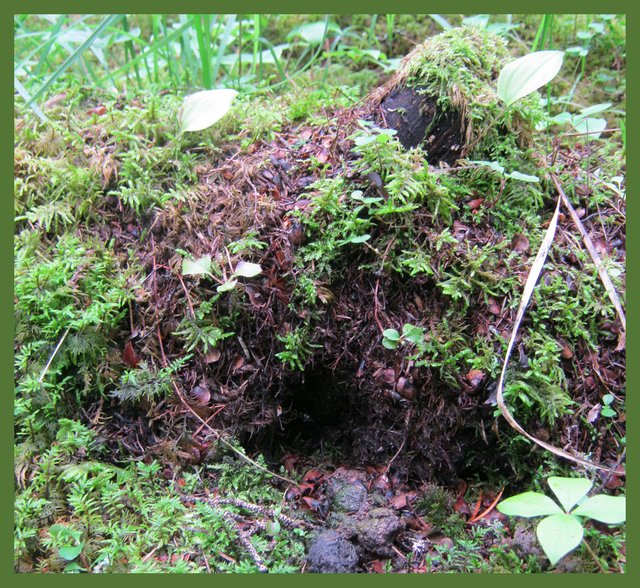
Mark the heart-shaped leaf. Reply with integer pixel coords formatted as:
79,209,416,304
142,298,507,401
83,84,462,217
573,494,626,524
498,51,564,106
536,513,584,566
179,89,238,133
548,477,592,512
497,491,563,517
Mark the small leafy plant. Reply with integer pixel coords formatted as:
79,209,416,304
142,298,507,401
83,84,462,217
382,323,425,350
497,476,626,566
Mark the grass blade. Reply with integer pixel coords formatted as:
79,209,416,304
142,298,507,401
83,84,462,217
26,14,123,107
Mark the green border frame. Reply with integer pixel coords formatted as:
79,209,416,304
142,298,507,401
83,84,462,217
5,3,634,585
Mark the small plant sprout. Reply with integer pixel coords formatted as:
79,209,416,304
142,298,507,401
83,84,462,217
497,50,564,105
497,476,626,566
382,323,425,350
178,88,238,133
180,254,262,292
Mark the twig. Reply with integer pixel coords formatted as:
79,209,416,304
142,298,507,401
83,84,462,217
582,537,606,573
551,173,626,333
38,327,70,386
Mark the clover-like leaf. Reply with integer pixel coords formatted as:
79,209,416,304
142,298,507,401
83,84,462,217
548,477,592,512
536,513,584,566
498,51,564,105
573,494,626,524
179,89,238,133
497,491,563,518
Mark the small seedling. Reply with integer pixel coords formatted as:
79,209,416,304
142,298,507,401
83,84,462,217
497,476,625,566
382,323,425,350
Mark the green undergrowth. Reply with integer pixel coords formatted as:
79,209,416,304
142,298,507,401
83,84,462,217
14,420,306,572
14,15,625,573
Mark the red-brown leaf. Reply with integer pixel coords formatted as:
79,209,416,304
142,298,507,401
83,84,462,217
123,341,140,368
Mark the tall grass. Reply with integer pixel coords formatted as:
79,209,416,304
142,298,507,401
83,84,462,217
14,14,403,117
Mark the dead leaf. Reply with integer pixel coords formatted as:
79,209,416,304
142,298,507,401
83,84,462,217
205,349,221,363
191,385,210,405
467,198,484,210
466,369,485,389
87,105,107,116
123,341,140,368
510,233,530,254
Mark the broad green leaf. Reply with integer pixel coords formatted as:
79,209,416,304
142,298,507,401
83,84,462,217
179,89,238,133
498,51,564,106
572,117,607,138
288,21,340,45
234,261,262,278
348,234,371,244
548,477,592,512
506,171,540,183
497,491,563,517
182,255,212,276
382,339,399,350
58,544,83,561
402,324,424,344
578,102,612,118
573,495,626,524
217,279,238,293
383,329,400,341
537,513,584,566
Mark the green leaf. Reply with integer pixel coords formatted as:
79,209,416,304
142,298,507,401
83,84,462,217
468,160,505,174
382,339,398,349
179,89,238,133
402,324,424,344
578,102,612,118
348,234,371,244
234,261,262,278
182,255,212,276
383,329,400,341
600,406,616,418
537,513,584,566
572,117,607,138
573,495,626,524
497,491,563,517
498,51,564,105
217,279,238,293
58,544,83,561
265,519,281,537
548,477,592,512
506,171,540,183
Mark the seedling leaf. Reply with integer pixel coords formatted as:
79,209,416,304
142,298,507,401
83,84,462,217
573,495,626,524
506,171,540,183
217,279,238,293
548,476,592,512
179,89,238,133
572,117,607,138
234,261,262,278
58,544,83,561
536,513,584,566
497,491,563,517
383,329,400,341
498,51,564,105
182,255,212,276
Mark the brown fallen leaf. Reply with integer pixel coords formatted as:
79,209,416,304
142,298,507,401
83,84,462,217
466,369,485,389
511,233,530,254
205,348,221,363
